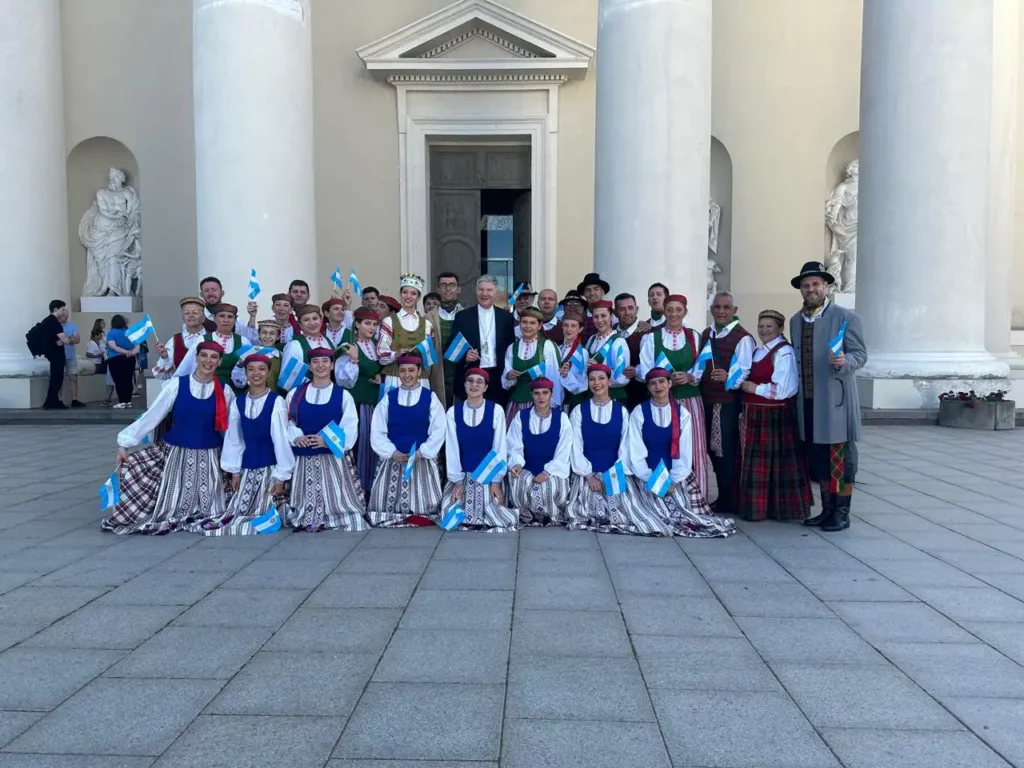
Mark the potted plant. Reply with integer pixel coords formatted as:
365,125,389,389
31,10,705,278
938,390,1015,430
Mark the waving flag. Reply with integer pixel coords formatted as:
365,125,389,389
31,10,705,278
249,346,277,357
247,268,261,300
318,422,346,457
526,363,546,380
471,449,507,485
252,505,282,534
725,351,744,390
126,315,156,345
99,471,120,510
444,332,472,363
610,345,627,379
440,503,466,531
509,283,525,305
330,267,344,290
278,357,310,391
654,351,674,372
414,337,438,368
602,460,628,496
349,270,362,298
554,305,565,321
592,338,614,364
570,344,586,375
403,443,418,482
692,339,713,376
645,460,672,498
829,320,848,356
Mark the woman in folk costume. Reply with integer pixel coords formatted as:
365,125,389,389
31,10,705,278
628,369,737,537
321,295,353,349
501,307,563,425
230,320,283,392
556,312,589,412
638,294,710,501
507,378,575,526
441,369,518,532
208,354,295,535
566,364,672,536
102,341,234,535
377,273,438,392
334,308,383,494
284,347,367,532
735,310,813,522
177,303,253,390
367,354,446,527
282,304,335,376
585,301,631,404
152,296,207,379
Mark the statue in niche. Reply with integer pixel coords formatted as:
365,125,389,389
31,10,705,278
707,198,722,303
706,258,722,306
80,167,143,297
825,159,858,294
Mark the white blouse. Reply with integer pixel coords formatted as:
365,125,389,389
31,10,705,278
117,375,236,449
704,319,756,388
506,409,573,479
176,332,253,381
282,335,334,374
229,347,281,391
334,338,379,388
152,328,205,379
569,400,632,477
221,392,295,481
501,338,564,405
558,343,589,395
751,336,798,400
377,310,434,367
627,401,694,484
284,383,359,453
586,332,631,390
370,384,447,461
637,326,702,381
444,402,508,484
323,313,353,349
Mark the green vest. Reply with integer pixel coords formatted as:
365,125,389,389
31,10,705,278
438,313,457,394
654,329,700,400
511,338,546,403
204,333,244,391
295,334,335,362
382,316,428,379
338,329,381,406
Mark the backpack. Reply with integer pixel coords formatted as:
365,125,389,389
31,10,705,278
25,320,49,357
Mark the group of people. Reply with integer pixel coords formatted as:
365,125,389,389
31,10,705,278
100,259,866,536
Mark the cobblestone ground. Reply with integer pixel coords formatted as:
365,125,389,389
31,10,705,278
0,424,1022,767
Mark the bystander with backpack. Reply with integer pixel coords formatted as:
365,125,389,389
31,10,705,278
25,300,71,410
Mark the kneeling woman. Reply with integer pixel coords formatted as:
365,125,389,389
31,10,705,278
629,369,736,538
441,369,517,532
507,378,574,526
285,347,367,532
368,354,446,527
103,341,234,535
566,364,672,536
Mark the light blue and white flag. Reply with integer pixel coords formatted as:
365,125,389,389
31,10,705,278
278,357,310,391
99,471,120,510
444,331,472,363
126,314,156,345
249,346,277,357
570,344,586,375
414,336,438,368
526,363,546,381
247,268,261,300
829,319,848,357
509,283,525,305
349,270,362,298
403,443,418,482
379,380,395,402
602,460,628,496
610,346,627,379
330,267,344,290
592,338,614,364
645,459,672,498
654,351,674,372
692,339,714,376
554,305,565,321
471,449,507,485
440,503,466,531
725,351,744,390
252,505,282,534
318,421,346,457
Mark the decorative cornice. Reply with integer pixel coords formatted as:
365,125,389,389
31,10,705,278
419,26,538,59
388,73,566,84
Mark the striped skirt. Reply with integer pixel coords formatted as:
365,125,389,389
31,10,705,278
637,475,737,537
353,403,378,496
202,466,289,535
505,401,532,428
737,402,813,521
680,396,710,502
366,455,443,527
101,443,168,534
565,476,674,536
508,471,573,526
441,478,519,533
287,452,368,532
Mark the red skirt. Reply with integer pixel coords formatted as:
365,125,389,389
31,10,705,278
735,401,812,522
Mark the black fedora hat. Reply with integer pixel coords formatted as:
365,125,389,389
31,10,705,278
790,261,836,289
558,289,587,307
578,272,611,294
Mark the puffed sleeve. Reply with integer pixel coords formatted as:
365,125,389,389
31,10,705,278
370,393,397,460
542,340,564,406
545,411,573,479
637,333,656,381
420,390,447,460
117,377,179,448
506,411,525,469
490,401,508,480
445,407,464,483
152,337,177,379
220,398,244,474
670,403,694,483
339,389,359,452
627,406,652,481
270,395,295,481
376,317,396,366
616,403,633,476
755,344,798,400
335,353,359,388
284,388,305,444
569,404,593,476
501,344,516,390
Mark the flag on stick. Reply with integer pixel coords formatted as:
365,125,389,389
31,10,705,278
403,443,418,482
247,268,261,300
126,315,156,345
471,450,507,485
330,267,344,290
252,505,282,534
349,270,362,298
318,422,346,457
99,471,120,510
414,337,438,368
440,504,466,531
829,320,848,356
654,352,674,372
725,351,744,390
444,332,472,363
602,460,628,496
645,460,672,498
278,357,310,390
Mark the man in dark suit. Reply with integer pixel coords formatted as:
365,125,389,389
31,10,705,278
450,274,516,406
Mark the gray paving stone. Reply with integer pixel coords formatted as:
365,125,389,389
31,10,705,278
205,650,376,716
877,641,1024,699
832,537,933,561
0,647,124,710
220,557,338,590
908,585,1024,622
788,567,917,601
0,572,44,596
977,572,1024,601
0,623,43,652
511,609,632,657
736,616,886,664
650,689,839,768
104,626,272,679
819,728,1012,768
677,532,765,557
400,589,512,631
0,711,42,748
433,535,517,561
29,558,152,588
619,596,742,637
515,548,605,576
945,697,1024,767
515,573,618,611
0,586,107,625
6,677,223,756
23,604,183,650
150,548,261,573
606,564,713,597
506,655,654,721
634,635,783,691
764,546,867,571
518,526,598,550
266,608,401,654
711,582,834,618
336,547,433,574
259,532,363,560
96,569,233,607
418,558,516,591
0,757,155,768
829,601,978,643
357,528,440,548
867,558,988,587
936,549,1024,575
687,554,797,584
335,682,503,761
599,538,691,566
307,573,421,608
172,587,308,628
961,621,1024,664
373,629,510,684
329,762,496,768
152,714,343,768
500,719,671,768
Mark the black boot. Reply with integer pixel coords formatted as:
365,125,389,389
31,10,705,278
821,494,851,532
803,491,834,527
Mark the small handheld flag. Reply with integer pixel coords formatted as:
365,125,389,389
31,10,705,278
444,332,472,363
278,357,310,391
249,346,277,357
403,443,418,482
440,503,466,531
509,283,525,305
645,459,672,498
247,268,261,300
126,315,156,345
251,505,282,534
318,422,346,457
349,270,362,298
593,338,614,364
829,320,848,357
692,339,713,376
414,337,439,368
725,351,743,390
602,460,628,496
330,267,344,290
554,305,565,321
654,351,674,372
99,471,120,510
526,363,546,381
610,346,627,379
471,449,507,485
570,344,586,375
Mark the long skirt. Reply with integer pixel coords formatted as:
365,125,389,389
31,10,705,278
101,443,168,534
366,455,443,527
202,466,289,535
440,478,519,533
353,403,378,496
565,476,674,536
738,402,813,521
508,470,573,526
680,396,710,502
638,475,737,537
505,401,532,428
287,452,368,532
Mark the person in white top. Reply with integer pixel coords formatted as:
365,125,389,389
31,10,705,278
175,304,255,385
585,301,631,404
377,273,437,392
264,293,296,345
501,306,564,423
282,304,335,377
449,275,517,406
153,297,207,379
321,296,354,348
199,276,260,341
507,377,574,526
556,312,589,412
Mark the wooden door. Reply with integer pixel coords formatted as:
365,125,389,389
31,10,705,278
512,190,531,289
431,189,482,307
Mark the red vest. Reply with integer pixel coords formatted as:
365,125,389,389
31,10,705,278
743,342,791,408
700,324,752,406
172,333,190,368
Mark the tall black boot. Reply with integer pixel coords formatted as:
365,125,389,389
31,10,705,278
822,494,851,532
803,491,834,527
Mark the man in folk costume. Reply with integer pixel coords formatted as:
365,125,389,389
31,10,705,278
537,289,563,344
102,341,234,535
790,262,867,532
566,363,670,535
321,296,353,349
282,304,334,377
368,354,446,526
501,306,563,424
647,282,670,329
511,282,538,339
507,378,574,526
424,271,464,407
614,292,652,410
377,273,438,392
699,291,755,517
175,304,255,393
334,308,383,494
441,369,518,532
449,275,517,407
578,273,618,339
199,276,259,341
628,369,736,538
210,354,295,535
556,312,589,412
153,297,206,379
585,301,631,405
284,347,367,531
637,294,711,501
735,310,812,522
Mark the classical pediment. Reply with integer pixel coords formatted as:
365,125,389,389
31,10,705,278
356,0,594,82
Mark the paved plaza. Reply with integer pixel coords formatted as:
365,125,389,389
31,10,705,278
0,425,1023,767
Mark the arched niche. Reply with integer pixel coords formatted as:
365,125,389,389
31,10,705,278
66,137,140,310
824,130,859,275
709,136,733,307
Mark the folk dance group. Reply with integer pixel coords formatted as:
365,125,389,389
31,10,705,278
101,260,866,537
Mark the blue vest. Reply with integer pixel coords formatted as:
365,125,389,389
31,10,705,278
521,409,561,477
641,400,674,471
164,379,221,450
456,401,496,476
580,401,624,473
293,384,344,457
387,387,430,453
239,391,278,470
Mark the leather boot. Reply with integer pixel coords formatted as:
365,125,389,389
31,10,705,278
803,491,834,527
822,494,851,532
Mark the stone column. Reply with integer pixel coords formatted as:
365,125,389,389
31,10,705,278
593,0,710,309
857,0,1008,407
0,0,69,378
193,0,317,302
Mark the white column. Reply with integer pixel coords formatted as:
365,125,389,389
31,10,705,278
193,0,317,303
0,0,69,376
593,0,710,309
857,0,1008,386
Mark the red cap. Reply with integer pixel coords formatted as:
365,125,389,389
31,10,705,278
381,295,402,311
321,297,345,311
353,308,379,322
308,347,334,360
197,341,224,355
243,354,272,368
665,294,688,306
646,367,672,380
587,362,612,377
396,354,423,366
589,300,614,311
465,367,490,382
529,377,555,390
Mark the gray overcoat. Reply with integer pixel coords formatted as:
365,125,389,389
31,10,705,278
789,303,868,445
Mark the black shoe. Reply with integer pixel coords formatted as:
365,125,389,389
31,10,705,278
803,492,834,527
822,496,851,532
70,400,87,408
42,402,69,410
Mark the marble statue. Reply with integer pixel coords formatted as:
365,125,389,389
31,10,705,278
825,159,858,293
708,198,721,254
80,167,143,297
706,258,722,305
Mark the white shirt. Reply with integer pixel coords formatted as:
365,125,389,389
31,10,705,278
117,375,236,448
334,338,378,388
86,339,105,360
501,338,564,406
705,319,755,389
569,400,632,477
628,401,694,484
586,332,630,390
437,304,463,322
204,307,258,342
284,383,359,453
260,321,294,346
507,409,573,479
323,312,353,349
558,342,589,396
176,332,253,380
751,336,798,400
637,325,702,381
221,391,295,481
370,383,447,461
477,305,498,369
648,314,666,329
377,309,433,367
444,401,508,484
229,347,280,390
282,335,333,375
152,327,205,379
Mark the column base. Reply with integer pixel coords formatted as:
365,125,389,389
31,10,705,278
857,351,1011,410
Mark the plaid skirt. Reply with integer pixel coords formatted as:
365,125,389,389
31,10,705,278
637,474,737,537
202,466,289,535
566,476,674,536
508,470,573,526
101,443,168,534
736,402,813,521
288,452,369,532
366,455,443,527
440,478,519,533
